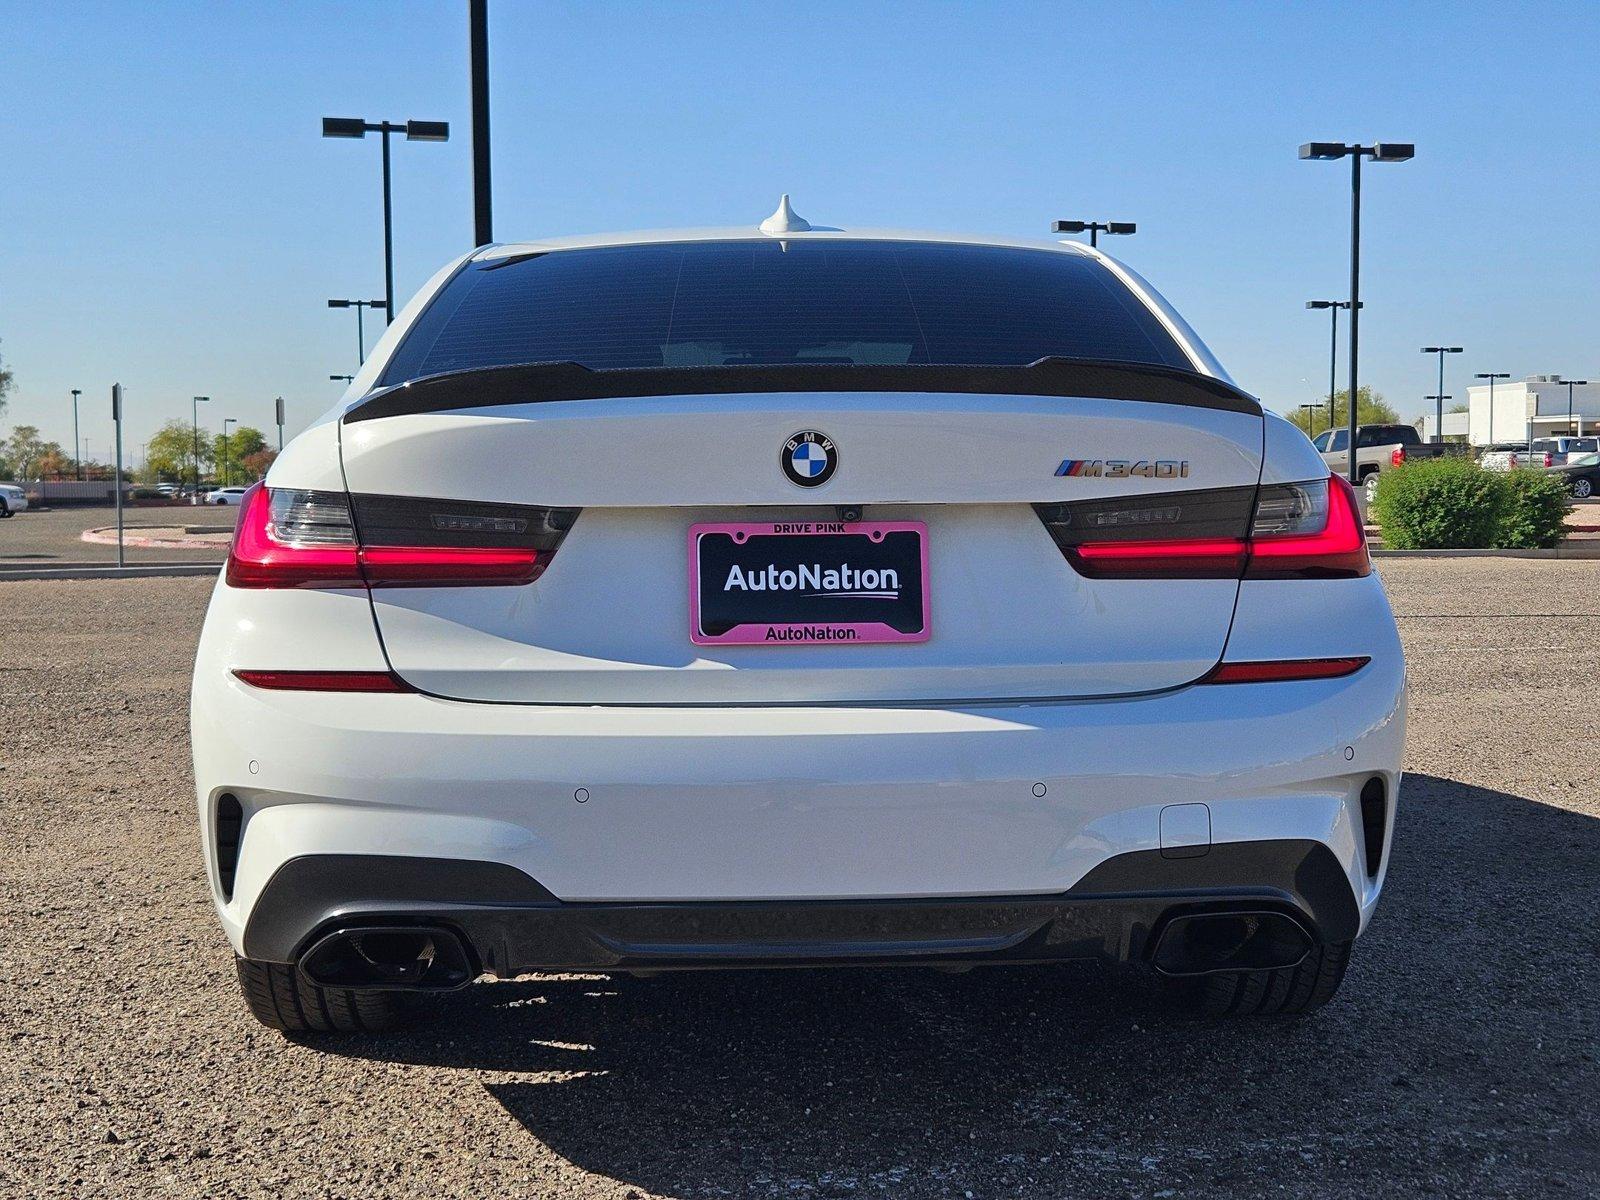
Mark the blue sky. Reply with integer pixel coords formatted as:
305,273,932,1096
2,1,1597,459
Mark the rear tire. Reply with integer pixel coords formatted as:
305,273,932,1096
0,499,10,517
1362,472,1380,504
234,955,404,1034
1177,940,1352,1017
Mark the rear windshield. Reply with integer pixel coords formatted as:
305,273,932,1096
380,239,1192,386
1358,425,1420,447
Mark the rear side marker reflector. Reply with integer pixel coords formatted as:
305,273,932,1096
1201,657,1370,685
233,669,414,693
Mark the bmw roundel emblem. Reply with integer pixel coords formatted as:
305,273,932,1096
782,430,837,487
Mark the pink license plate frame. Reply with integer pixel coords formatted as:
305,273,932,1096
688,520,930,646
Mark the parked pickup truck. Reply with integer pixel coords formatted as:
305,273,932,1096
1481,436,1598,472
1311,424,1466,501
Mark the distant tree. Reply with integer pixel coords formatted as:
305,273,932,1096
213,426,267,484
1288,386,1400,437
240,448,278,480
0,339,14,420
1448,402,1469,414
2,425,53,478
34,448,73,480
147,418,210,483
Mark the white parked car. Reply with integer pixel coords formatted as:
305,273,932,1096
204,486,250,506
192,209,1406,1034
0,483,29,516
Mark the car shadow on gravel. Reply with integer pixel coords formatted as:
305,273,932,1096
313,774,1600,1196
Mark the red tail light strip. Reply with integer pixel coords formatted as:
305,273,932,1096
1070,537,1248,579
233,669,415,693
1202,657,1370,685
1040,475,1370,581
226,482,570,589
360,545,542,586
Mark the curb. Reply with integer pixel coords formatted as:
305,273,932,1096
1371,546,1600,559
81,526,230,550
0,564,222,581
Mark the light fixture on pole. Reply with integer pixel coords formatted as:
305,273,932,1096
1421,347,1464,443
1306,301,1361,432
1299,140,1415,483
330,374,355,385
1475,373,1510,444
1297,402,1322,434
274,396,285,452
1555,378,1589,437
1051,220,1135,249
69,388,83,480
191,395,210,505
328,298,388,365
321,116,450,326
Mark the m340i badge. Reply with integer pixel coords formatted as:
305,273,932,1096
1056,459,1191,479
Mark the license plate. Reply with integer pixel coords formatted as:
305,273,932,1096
689,520,929,646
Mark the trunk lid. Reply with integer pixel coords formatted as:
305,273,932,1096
338,390,1263,704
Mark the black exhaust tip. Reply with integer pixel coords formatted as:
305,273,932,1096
298,925,475,991
1150,910,1313,976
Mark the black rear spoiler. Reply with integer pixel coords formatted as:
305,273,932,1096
342,358,1261,423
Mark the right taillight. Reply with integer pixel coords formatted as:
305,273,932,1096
1244,474,1370,579
1391,446,1405,467
1034,474,1368,581
227,482,579,589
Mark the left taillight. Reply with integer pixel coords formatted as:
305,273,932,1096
226,482,580,589
226,483,363,588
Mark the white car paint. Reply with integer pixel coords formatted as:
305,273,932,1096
205,487,249,506
0,484,28,515
192,219,1406,1017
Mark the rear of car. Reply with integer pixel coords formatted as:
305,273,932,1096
1530,436,1598,467
191,230,1405,1034
1314,424,1432,500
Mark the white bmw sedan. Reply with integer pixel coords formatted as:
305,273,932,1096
192,214,1405,1033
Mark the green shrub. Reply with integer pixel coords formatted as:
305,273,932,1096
1496,468,1571,549
1370,457,1507,549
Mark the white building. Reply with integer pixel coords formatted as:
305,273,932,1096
1418,410,1470,442
1460,374,1600,445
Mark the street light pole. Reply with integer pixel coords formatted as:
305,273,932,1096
1051,220,1136,249
1421,347,1464,443
222,418,237,487
322,117,449,326
191,395,210,505
328,298,388,365
1300,141,1415,483
1306,301,1360,432
70,389,83,480
1475,373,1510,444
470,0,493,246
1557,378,1589,437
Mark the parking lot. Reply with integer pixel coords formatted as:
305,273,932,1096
1,560,1597,1199
0,505,234,566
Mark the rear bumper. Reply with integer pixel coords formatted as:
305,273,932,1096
193,634,1406,960
243,840,1358,976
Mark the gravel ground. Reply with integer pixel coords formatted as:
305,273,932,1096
0,505,233,565
1,561,1596,1198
